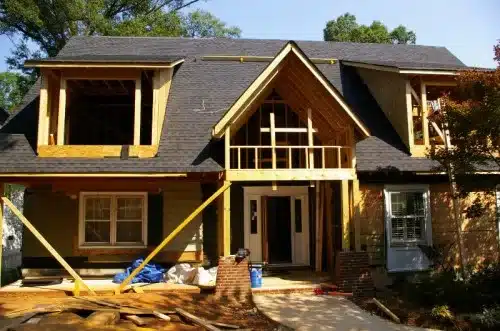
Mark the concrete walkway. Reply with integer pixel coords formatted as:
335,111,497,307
253,294,437,331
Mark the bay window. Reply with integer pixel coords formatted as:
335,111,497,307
79,192,147,247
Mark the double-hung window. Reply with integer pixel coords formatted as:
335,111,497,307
384,185,431,246
79,192,147,247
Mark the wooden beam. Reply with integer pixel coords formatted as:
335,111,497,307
405,80,415,152
307,108,314,169
37,145,158,158
352,179,361,251
225,127,231,169
260,127,317,133
25,60,184,69
156,69,173,142
315,181,321,271
56,77,67,145
117,181,231,293
37,73,49,147
0,173,187,178
1,197,96,295
225,169,356,181
325,182,333,271
270,111,277,169
222,180,231,256
151,71,160,145
410,85,421,105
341,180,350,250
134,78,142,145
421,80,430,146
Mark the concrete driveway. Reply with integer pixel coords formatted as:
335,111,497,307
253,294,437,331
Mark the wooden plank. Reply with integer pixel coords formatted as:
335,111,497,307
0,312,40,331
151,71,160,145
156,68,173,142
325,182,333,271
210,321,240,329
260,127,317,133
37,145,158,158
222,181,231,256
56,77,67,145
152,311,171,322
175,308,221,331
317,182,324,271
372,298,401,323
261,195,268,263
405,80,415,153
307,108,314,169
125,315,146,326
26,61,183,69
117,182,231,292
352,179,361,252
134,78,142,145
341,180,350,250
225,127,231,169
37,73,49,147
270,111,276,169
410,85,421,105
315,182,320,271
226,169,356,181
421,80,429,146
1,197,96,295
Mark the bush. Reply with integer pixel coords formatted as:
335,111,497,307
469,306,500,328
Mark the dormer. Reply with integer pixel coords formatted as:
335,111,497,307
25,56,184,158
343,60,459,157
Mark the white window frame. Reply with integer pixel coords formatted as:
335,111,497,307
79,192,148,248
384,185,432,247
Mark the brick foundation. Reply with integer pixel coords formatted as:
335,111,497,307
334,251,374,297
215,256,251,302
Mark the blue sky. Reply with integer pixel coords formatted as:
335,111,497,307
0,0,498,70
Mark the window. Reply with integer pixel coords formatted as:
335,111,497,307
79,193,147,247
384,186,431,245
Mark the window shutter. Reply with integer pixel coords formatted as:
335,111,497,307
148,193,163,246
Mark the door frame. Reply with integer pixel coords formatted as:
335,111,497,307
243,186,309,266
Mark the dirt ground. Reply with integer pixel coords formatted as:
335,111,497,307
0,292,282,330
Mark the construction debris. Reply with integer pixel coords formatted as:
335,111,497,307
372,298,401,324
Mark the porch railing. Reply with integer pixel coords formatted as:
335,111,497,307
229,145,353,170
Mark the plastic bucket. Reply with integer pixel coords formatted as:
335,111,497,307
250,264,263,288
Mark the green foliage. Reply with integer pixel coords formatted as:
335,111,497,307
0,71,29,112
470,306,500,328
431,305,454,321
429,43,500,174
183,10,241,38
323,12,416,44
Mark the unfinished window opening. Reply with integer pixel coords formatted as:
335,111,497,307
79,192,147,248
229,90,353,170
66,72,154,145
426,85,458,146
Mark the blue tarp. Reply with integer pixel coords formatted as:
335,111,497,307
112,258,166,284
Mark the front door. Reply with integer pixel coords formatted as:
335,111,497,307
244,186,309,266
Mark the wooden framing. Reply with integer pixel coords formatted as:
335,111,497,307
212,42,370,138
307,108,315,169
152,68,174,145
352,179,361,251
134,78,142,145
0,173,187,178
421,79,430,146
343,61,459,76
225,127,231,169
58,68,142,81
341,180,350,250
270,112,277,169
315,182,321,271
2,197,96,296
226,169,356,181
222,181,231,256
37,73,49,146
37,145,159,158
117,181,231,293
405,80,415,153
56,77,67,145
24,59,184,69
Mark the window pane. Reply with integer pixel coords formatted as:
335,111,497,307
391,218,405,241
85,197,111,220
391,192,425,216
295,199,302,233
117,197,143,220
116,221,143,243
250,200,258,234
85,221,110,243
406,217,424,240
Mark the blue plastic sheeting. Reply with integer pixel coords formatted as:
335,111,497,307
113,258,166,284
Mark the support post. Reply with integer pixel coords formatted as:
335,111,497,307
57,77,67,145
315,181,321,271
134,77,142,145
421,79,429,146
222,181,231,256
405,81,415,153
307,108,314,169
270,111,276,169
341,180,350,250
117,182,231,293
37,73,49,146
1,197,96,295
352,179,361,251
225,127,231,169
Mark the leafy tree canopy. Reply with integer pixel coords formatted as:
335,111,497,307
429,42,500,173
323,13,416,44
0,71,27,112
183,10,241,38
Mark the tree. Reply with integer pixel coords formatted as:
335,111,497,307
183,10,241,38
0,0,241,88
324,13,416,44
428,42,500,276
0,72,28,112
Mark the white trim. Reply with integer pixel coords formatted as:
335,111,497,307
78,192,148,249
343,61,459,76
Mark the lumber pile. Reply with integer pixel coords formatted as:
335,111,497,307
1,297,242,331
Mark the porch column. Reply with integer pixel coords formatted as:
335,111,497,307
219,180,231,256
352,179,361,251
133,77,142,145
420,79,429,146
341,179,350,250
57,76,67,145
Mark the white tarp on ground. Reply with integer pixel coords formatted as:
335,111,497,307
165,264,217,286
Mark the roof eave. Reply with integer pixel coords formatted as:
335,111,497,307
342,60,459,76
24,58,185,69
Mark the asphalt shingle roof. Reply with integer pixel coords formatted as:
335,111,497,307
0,37,468,174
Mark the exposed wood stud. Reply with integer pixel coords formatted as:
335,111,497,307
37,73,49,146
56,77,67,145
315,181,321,271
353,179,361,251
270,111,277,169
254,147,258,169
322,147,326,169
307,108,314,169
405,80,415,152
421,80,430,146
222,181,231,256
225,127,231,169
134,77,142,146
341,180,350,250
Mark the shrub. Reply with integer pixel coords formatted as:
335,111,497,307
431,305,454,321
